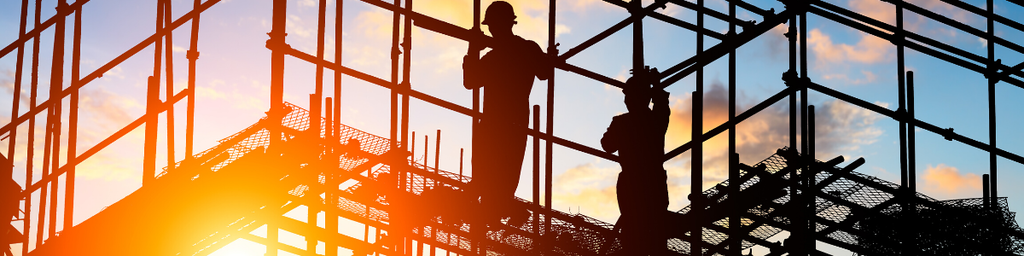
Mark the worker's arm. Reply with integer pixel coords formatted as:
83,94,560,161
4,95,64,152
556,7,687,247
601,116,623,153
653,89,671,129
463,39,486,90
463,54,485,90
533,41,553,81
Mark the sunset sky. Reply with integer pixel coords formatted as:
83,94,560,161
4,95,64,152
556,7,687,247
2,0,1024,255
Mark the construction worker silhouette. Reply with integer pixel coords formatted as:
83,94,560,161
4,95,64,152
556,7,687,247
463,1,551,225
601,67,670,255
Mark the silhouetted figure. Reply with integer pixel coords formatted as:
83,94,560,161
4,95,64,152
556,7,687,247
601,67,669,255
462,1,551,224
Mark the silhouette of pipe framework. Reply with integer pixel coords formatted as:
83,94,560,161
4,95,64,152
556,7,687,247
3,0,1024,255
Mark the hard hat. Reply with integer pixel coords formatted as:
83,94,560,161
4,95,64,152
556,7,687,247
482,1,516,25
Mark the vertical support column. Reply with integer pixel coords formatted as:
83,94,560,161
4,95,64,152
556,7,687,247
784,10,799,256
326,97,338,256
313,0,328,136
894,3,910,254
401,0,413,152
145,0,165,185
532,105,540,235
48,1,69,238
270,0,287,148
983,174,990,209
65,2,82,230
389,0,402,151
268,0,287,254
544,0,556,243
692,0,704,254
807,105,816,256
787,14,797,151
36,102,51,247
799,6,812,255
333,0,343,140
727,2,739,255
24,0,41,251
986,0,997,202
435,129,441,185
7,0,28,174
185,0,202,159
11,0,29,251
164,0,176,171
907,71,916,194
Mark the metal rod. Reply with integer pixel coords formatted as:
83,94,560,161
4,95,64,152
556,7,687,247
434,129,441,187
727,1,739,255
326,96,337,256
987,0,998,201
145,0,164,186
897,0,908,188
164,0,176,171
788,12,798,151
545,0,556,241
532,105,540,235
65,1,82,230
270,0,286,150
7,0,28,174
807,104,815,255
48,0,69,239
693,0,704,254
185,0,201,159
22,0,41,251
907,71,916,194
37,106,51,246
334,0,343,140
401,0,412,153
983,174,991,209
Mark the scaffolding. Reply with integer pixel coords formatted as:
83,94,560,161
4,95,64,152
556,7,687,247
3,0,1024,255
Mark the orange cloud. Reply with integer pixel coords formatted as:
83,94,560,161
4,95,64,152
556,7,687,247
551,162,621,221
921,164,983,199
807,28,891,65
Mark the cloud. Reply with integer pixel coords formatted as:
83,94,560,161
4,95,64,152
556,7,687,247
551,162,621,221
1,68,32,110
79,86,140,128
821,70,878,85
807,28,891,65
920,164,983,199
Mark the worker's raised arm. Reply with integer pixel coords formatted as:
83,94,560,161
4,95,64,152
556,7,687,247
534,41,553,81
463,54,484,90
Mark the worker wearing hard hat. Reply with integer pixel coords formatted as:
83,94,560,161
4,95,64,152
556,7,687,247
462,1,552,225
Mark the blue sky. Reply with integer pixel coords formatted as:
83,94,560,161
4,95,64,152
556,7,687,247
2,0,1024,255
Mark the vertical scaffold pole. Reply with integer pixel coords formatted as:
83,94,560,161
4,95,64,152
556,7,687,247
727,1,739,255
799,5,811,254
544,0,556,247
692,0,704,254
986,0,997,203
268,0,287,254
785,9,798,256
24,0,41,251
164,0,176,171
48,0,69,239
185,0,202,159
65,1,83,230
11,0,28,250
145,0,164,186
